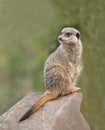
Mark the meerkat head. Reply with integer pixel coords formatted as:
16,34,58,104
58,27,81,45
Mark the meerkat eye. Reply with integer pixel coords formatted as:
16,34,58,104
65,32,72,37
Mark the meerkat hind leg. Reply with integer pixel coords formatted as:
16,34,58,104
61,86,81,96
70,86,81,93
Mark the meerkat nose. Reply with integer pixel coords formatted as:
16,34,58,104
58,36,63,41
76,32,80,39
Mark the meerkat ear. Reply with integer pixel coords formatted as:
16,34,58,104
76,32,80,39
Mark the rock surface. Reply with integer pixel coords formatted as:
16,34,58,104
0,92,90,130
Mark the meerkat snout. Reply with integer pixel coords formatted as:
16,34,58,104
58,36,63,41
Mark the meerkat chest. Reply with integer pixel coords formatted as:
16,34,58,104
66,62,80,79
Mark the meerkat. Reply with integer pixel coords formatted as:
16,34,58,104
19,27,83,122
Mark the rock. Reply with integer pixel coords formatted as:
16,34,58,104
0,92,90,130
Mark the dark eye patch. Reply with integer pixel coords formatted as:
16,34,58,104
65,32,72,37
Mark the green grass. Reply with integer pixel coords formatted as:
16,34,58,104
0,0,105,130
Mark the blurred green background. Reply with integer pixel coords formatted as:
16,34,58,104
0,0,105,130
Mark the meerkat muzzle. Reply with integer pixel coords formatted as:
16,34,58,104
58,36,63,41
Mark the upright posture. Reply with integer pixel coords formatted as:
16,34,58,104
19,27,83,122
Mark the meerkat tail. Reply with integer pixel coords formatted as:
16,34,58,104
19,90,58,122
